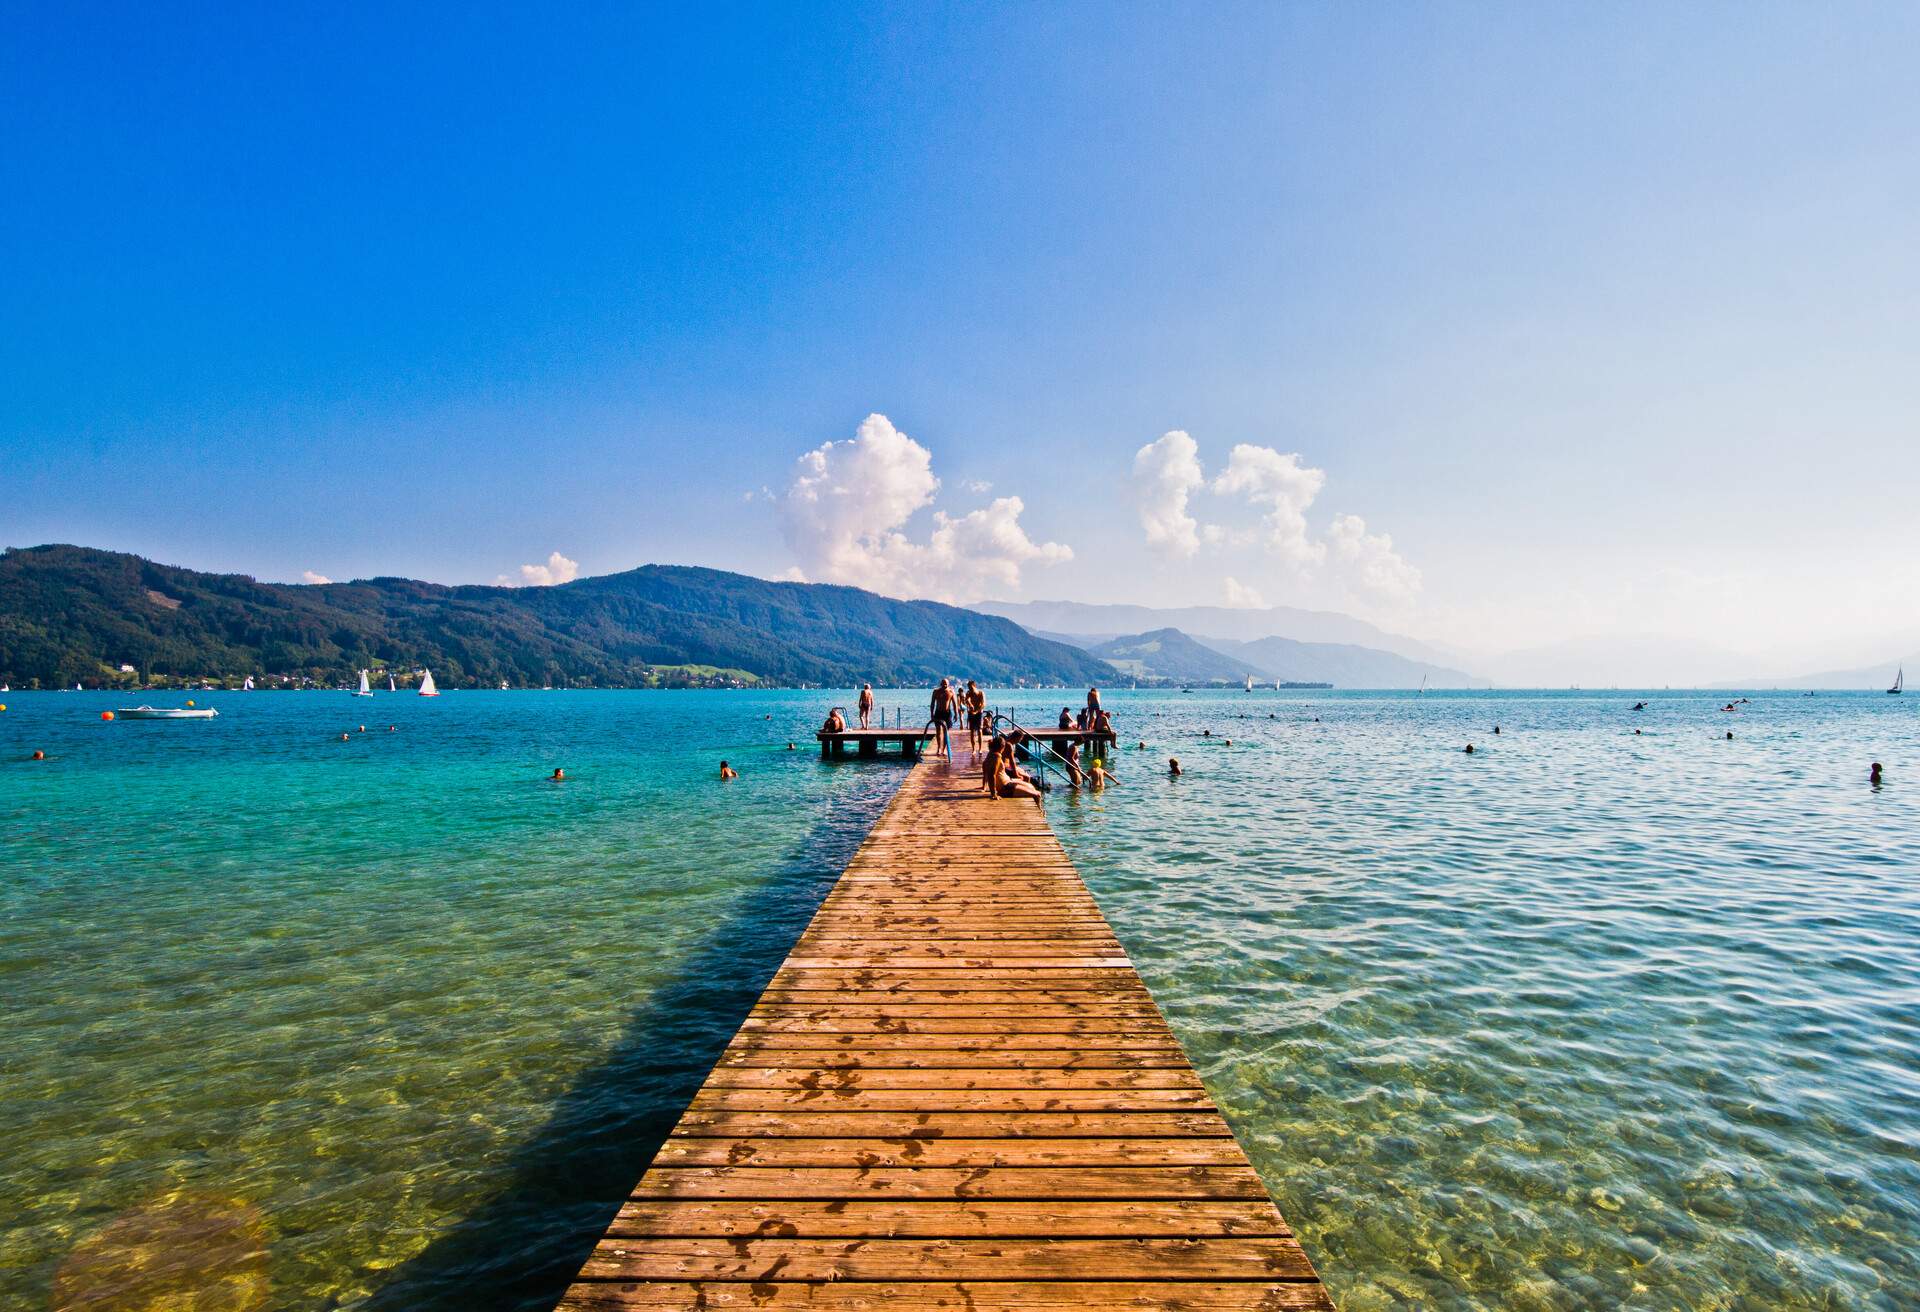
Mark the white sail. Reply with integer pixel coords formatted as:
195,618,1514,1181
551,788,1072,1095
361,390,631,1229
419,668,439,697
354,669,373,696
243,676,254,691
388,674,397,692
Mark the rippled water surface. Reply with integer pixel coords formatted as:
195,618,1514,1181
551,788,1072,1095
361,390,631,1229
3,688,1917,1311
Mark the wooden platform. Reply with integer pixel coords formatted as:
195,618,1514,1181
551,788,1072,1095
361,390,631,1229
817,728,932,758
557,749,1331,1310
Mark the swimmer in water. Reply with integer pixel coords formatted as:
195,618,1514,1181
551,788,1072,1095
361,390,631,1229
1870,762,1883,784
340,733,349,741
389,725,396,732
1726,730,1734,740
1087,760,1120,789
1493,725,1501,734
720,761,738,780
1168,756,1182,777
31,750,45,760
1136,740,1147,751
1464,743,1475,753
1202,728,1212,737
550,768,566,781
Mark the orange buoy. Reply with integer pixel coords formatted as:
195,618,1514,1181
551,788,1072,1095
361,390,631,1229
32,750,45,760
186,699,195,707
102,711,115,722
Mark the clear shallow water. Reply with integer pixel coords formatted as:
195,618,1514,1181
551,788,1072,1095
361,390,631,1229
3,688,1917,1311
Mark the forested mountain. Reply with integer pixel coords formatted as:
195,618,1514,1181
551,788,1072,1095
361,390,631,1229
1085,629,1269,684
0,545,1115,689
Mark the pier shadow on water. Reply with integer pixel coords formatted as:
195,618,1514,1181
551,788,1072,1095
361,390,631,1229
359,777,903,1312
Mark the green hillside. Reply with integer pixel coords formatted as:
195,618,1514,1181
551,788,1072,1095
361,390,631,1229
0,545,1115,690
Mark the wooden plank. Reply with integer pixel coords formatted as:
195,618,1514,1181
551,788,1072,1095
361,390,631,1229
599,1198,1289,1237
574,1236,1319,1280
650,1138,1254,1168
556,747,1327,1308
631,1165,1273,1199
559,1283,1333,1310
667,1112,1235,1139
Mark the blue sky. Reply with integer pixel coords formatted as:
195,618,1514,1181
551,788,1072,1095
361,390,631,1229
5,3,1918,671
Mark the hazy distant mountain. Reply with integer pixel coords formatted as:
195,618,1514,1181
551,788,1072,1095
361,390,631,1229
974,599,1454,665
1720,651,1916,691
1202,635,1487,689
0,545,1114,689
1084,629,1269,684
1041,625,1484,689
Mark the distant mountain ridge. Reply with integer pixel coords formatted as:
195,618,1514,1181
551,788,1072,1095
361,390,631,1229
1044,624,1482,689
0,545,1114,689
1085,629,1268,684
973,598,1457,666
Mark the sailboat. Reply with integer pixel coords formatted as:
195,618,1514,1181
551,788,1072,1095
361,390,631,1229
1890,668,1904,695
418,669,440,697
1418,675,1428,695
354,670,374,697
1244,674,1254,692
242,676,254,691
388,674,397,693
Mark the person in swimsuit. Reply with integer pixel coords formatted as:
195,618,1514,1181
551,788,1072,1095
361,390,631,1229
719,761,738,780
993,748,1044,801
823,708,846,734
858,684,875,728
929,678,956,759
964,680,986,751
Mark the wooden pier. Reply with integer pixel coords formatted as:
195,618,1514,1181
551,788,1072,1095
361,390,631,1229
557,749,1331,1310
816,727,1118,761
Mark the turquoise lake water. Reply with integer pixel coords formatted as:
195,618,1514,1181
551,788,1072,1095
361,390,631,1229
2,688,1916,1310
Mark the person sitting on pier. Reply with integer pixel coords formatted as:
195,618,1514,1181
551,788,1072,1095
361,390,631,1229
1092,708,1112,737
981,734,1003,794
1058,706,1073,731
857,684,874,728
929,678,957,759
823,707,846,734
719,760,738,780
992,747,1044,802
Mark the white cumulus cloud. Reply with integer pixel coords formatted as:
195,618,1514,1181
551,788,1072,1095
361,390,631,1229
1132,430,1208,558
301,570,332,585
498,551,580,587
1222,576,1267,609
779,413,1071,602
1327,514,1421,602
1211,445,1327,568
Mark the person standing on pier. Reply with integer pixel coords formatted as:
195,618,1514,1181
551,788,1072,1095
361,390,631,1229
964,679,986,752
857,684,874,728
929,678,957,759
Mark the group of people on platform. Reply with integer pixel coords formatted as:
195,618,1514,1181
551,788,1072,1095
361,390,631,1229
818,680,1123,797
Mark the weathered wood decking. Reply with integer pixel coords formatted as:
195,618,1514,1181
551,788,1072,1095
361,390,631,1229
558,749,1331,1310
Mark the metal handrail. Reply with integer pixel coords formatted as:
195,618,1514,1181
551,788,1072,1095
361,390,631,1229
983,709,1082,792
